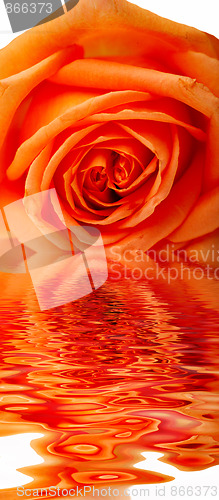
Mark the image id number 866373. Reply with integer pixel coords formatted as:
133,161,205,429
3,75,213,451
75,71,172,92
167,485,218,496
5,2,53,14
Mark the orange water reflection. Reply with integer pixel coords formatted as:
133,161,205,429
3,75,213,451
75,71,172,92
0,269,219,498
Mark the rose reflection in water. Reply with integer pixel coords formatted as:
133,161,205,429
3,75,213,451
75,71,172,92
0,267,219,498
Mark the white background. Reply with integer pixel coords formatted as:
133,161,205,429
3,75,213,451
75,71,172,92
0,0,218,498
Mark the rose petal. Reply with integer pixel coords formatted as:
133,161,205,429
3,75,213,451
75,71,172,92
169,186,219,242
170,51,219,97
48,59,218,117
101,146,204,247
0,0,217,81
0,47,79,155
6,90,149,180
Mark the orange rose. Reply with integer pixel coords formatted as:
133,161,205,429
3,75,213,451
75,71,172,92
0,0,218,265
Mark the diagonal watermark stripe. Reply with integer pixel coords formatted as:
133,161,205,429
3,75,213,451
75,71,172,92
0,188,108,310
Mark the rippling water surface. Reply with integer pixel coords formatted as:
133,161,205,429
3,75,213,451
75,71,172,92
0,269,219,499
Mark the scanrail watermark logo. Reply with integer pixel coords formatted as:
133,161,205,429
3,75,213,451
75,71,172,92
3,0,79,33
0,188,108,310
